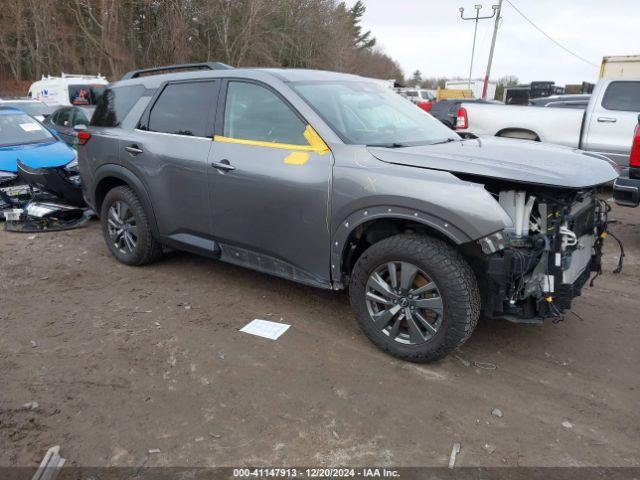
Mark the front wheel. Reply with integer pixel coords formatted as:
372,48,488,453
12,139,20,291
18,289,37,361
349,234,480,362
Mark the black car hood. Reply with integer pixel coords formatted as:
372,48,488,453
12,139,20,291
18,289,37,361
368,136,618,189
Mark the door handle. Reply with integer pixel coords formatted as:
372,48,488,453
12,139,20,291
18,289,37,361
597,117,617,123
125,145,143,155
211,160,235,171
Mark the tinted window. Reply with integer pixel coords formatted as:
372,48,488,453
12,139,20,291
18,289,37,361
0,112,54,147
55,108,72,127
148,82,216,137
428,101,453,116
72,109,89,126
223,82,307,145
92,85,145,127
68,84,106,106
602,81,640,111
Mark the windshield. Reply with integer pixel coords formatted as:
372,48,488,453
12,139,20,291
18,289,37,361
68,85,107,106
1,101,48,117
0,111,54,147
293,81,459,146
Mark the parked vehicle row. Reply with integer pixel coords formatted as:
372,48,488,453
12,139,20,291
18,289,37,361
395,87,436,111
455,78,640,166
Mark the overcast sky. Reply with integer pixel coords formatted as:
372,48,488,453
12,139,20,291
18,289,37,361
348,0,639,85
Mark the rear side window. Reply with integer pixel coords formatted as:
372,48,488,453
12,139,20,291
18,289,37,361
223,81,307,145
601,81,640,111
92,85,145,127
147,81,216,137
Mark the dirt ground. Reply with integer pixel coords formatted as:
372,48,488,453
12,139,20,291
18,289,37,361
1,200,639,469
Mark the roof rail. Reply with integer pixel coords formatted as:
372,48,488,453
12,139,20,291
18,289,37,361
121,62,233,81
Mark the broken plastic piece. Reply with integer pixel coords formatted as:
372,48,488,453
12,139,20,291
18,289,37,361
448,443,460,469
32,445,65,480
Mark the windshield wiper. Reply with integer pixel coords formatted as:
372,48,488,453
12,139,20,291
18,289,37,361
366,142,410,148
429,138,459,145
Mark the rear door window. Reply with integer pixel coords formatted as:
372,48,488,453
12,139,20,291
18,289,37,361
146,81,217,137
72,109,90,127
92,85,145,127
222,81,307,145
55,108,72,127
601,81,640,111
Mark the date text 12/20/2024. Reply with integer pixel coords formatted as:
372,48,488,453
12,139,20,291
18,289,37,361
233,468,400,478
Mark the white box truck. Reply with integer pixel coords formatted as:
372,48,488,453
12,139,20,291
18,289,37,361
600,55,640,79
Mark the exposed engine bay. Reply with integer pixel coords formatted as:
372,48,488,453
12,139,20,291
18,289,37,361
476,183,622,323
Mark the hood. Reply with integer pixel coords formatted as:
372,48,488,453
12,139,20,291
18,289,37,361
0,140,75,173
368,136,618,189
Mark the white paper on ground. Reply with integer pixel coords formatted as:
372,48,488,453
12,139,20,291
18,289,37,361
240,319,290,340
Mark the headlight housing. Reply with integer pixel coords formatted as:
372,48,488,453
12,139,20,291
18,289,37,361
64,158,79,173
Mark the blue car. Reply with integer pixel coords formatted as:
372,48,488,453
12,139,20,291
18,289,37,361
0,107,80,211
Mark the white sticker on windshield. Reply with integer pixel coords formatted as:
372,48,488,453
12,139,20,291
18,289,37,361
19,123,42,132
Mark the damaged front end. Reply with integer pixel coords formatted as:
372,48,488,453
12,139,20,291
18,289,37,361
477,185,619,323
2,160,91,232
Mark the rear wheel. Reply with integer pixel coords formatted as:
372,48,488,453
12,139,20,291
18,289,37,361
349,234,480,362
100,186,162,266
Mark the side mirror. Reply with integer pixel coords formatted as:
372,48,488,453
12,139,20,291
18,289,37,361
73,124,87,132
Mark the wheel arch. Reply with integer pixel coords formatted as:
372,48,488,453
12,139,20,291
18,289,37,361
495,128,541,141
331,206,474,286
92,164,160,238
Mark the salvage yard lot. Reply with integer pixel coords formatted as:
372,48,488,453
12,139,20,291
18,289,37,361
1,201,639,468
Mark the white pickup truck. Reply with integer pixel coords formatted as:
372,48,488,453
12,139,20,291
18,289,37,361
456,78,640,167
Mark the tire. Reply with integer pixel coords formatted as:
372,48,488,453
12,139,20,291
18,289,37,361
100,185,162,266
349,234,480,363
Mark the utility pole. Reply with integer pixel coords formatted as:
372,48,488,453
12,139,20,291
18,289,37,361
482,0,503,99
459,4,498,93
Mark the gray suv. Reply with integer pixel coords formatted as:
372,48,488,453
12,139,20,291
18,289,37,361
78,62,618,362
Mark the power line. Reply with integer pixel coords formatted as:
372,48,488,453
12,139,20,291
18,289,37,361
504,0,600,68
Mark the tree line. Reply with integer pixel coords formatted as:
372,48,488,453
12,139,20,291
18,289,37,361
0,0,404,91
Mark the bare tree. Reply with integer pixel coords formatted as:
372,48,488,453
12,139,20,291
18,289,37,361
0,0,404,93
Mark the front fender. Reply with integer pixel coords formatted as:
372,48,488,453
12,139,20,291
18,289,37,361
329,153,514,283
329,206,474,283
